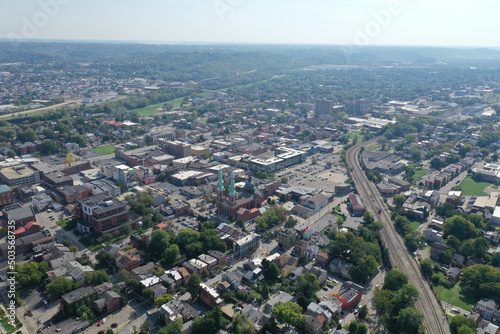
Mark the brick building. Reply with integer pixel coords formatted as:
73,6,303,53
74,194,129,236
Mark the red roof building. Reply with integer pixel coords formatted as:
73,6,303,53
14,221,40,239
335,281,363,311
348,193,365,216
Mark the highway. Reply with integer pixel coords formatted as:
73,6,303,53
346,137,450,334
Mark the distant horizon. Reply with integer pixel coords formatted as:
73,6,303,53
1,1,499,48
1,38,500,51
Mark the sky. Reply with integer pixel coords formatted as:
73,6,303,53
1,0,499,47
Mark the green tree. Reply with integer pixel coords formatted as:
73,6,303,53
149,229,171,260
298,254,308,266
420,258,434,277
46,277,78,300
394,284,419,311
231,313,255,334
450,316,477,334
460,265,500,301
490,253,500,267
351,255,379,283
446,235,462,252
443,215,479,241
155,294,173,308
85,270,109,286
187,273,202,300
348,321,358,334
76,305,95,321
397,307,424,334
357,323,368,334
298,273,320,300
457,326,475,334
261,259,281,281
164,244,180,268
106,330,114,334
393,194,406,208
117,270,130,282
363,211,374,225
15,261,50,287
358,305,369,320
261,284,269,300
96,250,118,273
472,237,489,258
142,288,154,305
384,268,408,291
273,302,305,327
159,318,183,334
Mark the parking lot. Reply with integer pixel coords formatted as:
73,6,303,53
276,155,347,192
19,289,61,333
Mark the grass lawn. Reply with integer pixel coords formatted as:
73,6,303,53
0,317,16,334
56,218,76,231
459,176,490,196
131,96,186,117
92,145,117,155
433,284,476,312
410,221,420,230
413,169,430,179
365,144,380,151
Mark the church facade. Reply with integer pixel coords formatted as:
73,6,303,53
216,170,264,221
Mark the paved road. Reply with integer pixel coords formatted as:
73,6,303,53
346,138,450,334
0,99,81,119
36,211,86,253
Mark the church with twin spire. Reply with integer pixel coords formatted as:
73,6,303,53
216,169,264,221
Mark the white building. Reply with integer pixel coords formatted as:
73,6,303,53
32,193,52,212
114,164,135,186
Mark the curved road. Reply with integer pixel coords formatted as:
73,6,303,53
346,137,450,334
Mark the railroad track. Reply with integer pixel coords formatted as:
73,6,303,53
346,137,450,334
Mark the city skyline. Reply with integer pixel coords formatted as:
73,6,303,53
1,0,499,47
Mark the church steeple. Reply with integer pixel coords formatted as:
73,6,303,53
217,169,224,192
229,172,236,197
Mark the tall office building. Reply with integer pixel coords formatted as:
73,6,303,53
314,99,334,117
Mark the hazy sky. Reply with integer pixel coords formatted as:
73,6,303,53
1,0,499,47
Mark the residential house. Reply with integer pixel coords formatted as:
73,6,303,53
93,291,121,314
14,221,40,239
60,286,98,316
447,267,462,283
221,272,243,290
43,244,75,269
305,316,324,334
199,283,223,308
161,299,198,323
198,254,218,271
315,252,330,269
294,240,309,256
208,250,227,266
278,228,297,250
430,243,448,260
475,299,498,321
329,258,353,280
131,262,156,281
305,245,319,260
335,281,363,311
309,266,328,286
150,284,169,301
265,292,294,312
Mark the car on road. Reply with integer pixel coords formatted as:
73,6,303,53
37,318,43,324
47,209,52,212
43,299,49,308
